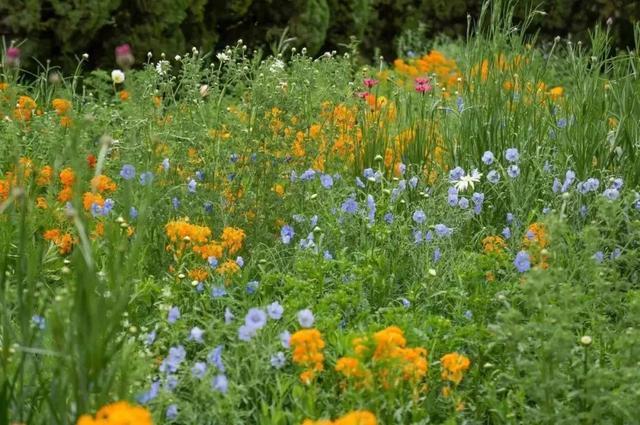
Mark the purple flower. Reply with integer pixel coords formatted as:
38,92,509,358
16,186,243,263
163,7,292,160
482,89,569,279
300,168,316,181
401,298,411,308
281,225,294,244
320,174,333,189
187,179,197,193
189,327,205,343
270,352,287,369
212,374,228,394
211,286,226,298
208,345,225,372
363,168,375,179
561,170,575,192
458,197,469,209
552,178,561,193
367,194,376,224
482,151,495,165
433,247,441,263
267,302,284,320
502,226,511,239
409,176,418,189
413,229,423,244
191,362,207,379
236,256,244,267
144,330,156,346
323,250,333,260
297,309,314,328
398,163,407,175
245,308,267,330
120,164,136,180
412,209,426,224
611,178,623,190
506,213,514,223
505,148,519,163
514,251,530,272
172,197,180,210
129,206,138,219
168,306,180,324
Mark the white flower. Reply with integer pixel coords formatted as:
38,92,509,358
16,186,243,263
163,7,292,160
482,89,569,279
269,59,285,73
216,52,229,62
155,60,170,76
111,69,125,84
453,169,482,192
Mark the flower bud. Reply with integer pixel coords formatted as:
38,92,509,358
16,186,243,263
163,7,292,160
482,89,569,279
115,44,134,70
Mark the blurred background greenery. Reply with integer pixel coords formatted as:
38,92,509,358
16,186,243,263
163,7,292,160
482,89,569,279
1,0,639,70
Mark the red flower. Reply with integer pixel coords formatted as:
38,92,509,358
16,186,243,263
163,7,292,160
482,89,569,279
87,154,97,169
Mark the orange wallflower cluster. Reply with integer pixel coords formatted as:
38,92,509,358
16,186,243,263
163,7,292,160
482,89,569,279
43,229,75,255
51,98,73,127
220,227,245,254
83,192,105,211
76,401,152,425
394,50,461,92
482,235,507,254
37,166,53,186
521,222,550,269
337,326,428,390
57,167,76,202
14,95,38,122
290,328,325,384
440,352,471,385
165,220,212,244
302,410,377,425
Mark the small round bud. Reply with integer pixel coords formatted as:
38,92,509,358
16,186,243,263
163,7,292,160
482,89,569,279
580,335,592,346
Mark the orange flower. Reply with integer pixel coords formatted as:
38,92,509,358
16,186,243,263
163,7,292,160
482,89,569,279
51,98,72,115
37,166,53,186
290,328,325,382
272,183,285,197
482,235,507,254
36,197,48,209
43,229,75,255
221,227,245,254
192,242,223,260
216,259,240,276
76,401,152,425
90,175,117,193
189,268,209,282
60,116,73,128
83,192,105,211
522,222,548,249
59,168,75,187
440,352,471,385
119,90,130,101
57,187,73,203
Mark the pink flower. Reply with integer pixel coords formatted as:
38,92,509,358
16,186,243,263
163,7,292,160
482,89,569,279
6,47,20,68
363,78,378,89
356,91,370,99
115,43,135,69
415,77,432,93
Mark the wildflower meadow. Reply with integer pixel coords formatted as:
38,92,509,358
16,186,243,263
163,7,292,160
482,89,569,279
1,2,640,424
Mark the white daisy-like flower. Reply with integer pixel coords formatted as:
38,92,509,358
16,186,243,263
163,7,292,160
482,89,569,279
453,169,482,192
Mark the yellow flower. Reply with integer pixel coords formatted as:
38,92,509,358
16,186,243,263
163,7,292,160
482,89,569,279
78,401,152,425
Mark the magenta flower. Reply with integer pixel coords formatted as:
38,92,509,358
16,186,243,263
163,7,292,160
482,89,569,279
415,77,432,93
6,47,20,68
363,78,379,89
115,43,135,69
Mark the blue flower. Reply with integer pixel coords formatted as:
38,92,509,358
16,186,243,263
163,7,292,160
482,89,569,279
482,151,495,165
300,168,316,181
449,166,465,181
245,308,267,330
168,306,180,324
267,302,284,320
224,308,234,324
31,315,45,330
398,163,407,175
320,174,333,189
129,206,138,219
602,188,619,201
514,251,530,272
191,362,207,379
506,213,514,223
159,345,186,374
196,170,205,181
552,178,561,193
561,170,575,192
189,327,205,343
507,165,520,178
505,148,519,163
323,250,333,260
310,215,319,227
502,226,511,239
592,251,605,264
144,330,156,346
383,212,394,224
165,375,178,391
366,194,376,224
447,187,459,206
355,176,365,188
136,380,160,404
236,256,244,267
246,280,259,294
208,345,225,372
341,197,358,214
297,309,314,328
401,298,411,308
162,158,170,172
187,179,197,193
611,247,622,260
208,256,218,268
434,224,452,237
363,168,375,179
487,170,500,184
280,330,291,348
464,310,473,320
458,197,469,209
412,209,426,224
433,247,441,263
166,404,178,421
281,225,294,244
120,164,136,180
172,197,180,210
238,324,257,341
413,229,423,244
230,153,239,163
211,286,226,298
409,176,418,189
212,374,228,394
611,178,623,190
456,96,464,112
270,352,287,369
139,171,154,185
